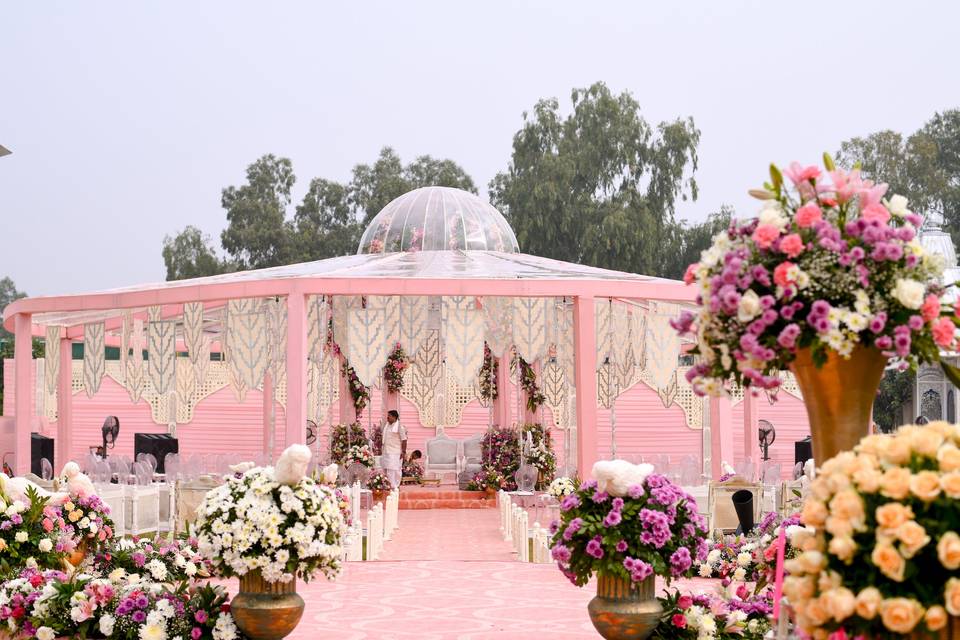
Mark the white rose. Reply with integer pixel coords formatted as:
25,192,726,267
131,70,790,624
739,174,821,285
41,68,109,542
38,538,53,553
733,567,747,581
759,201,789,231
887,194,910,217
893,278,925,310
36,627,55,640
99,614,116,636
737,290,762,323
15,531,28,543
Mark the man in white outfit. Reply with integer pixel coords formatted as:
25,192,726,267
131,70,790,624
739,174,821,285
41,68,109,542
381,410,407,489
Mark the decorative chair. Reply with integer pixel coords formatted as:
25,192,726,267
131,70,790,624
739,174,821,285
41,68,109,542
458,434,484,489
706,477,763,534
424,432,460,484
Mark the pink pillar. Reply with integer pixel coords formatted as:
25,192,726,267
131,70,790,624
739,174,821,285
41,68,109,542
493,350,511,427
710,395,734,480
13,313,33,475
56,336,73,470
573,296,598,480
262,371,273,456
382,372,398,413
743,391,760,472
338,356,356,424
523,360,541,424
284,293,308,448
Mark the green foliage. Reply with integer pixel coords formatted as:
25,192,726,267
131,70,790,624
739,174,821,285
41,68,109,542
162,226,229,280
658,207,734,280
873,368,914,433
837,109,960,245
489,81,700,277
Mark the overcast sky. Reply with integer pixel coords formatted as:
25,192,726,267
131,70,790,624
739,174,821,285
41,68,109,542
2,1,958,297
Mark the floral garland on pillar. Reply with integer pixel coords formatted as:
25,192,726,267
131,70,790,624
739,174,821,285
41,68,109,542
383,342,408,393
340,360,370,419
515,354,546,412
478,342,499,402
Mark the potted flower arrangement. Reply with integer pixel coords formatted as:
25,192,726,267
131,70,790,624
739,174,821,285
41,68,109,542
468,466,507,497
522,423,556,489
367,470,393,505
652,587,773,640
673,156,953,463
550,460,707,640
481,426,521,490
56,493,114,566
383,342,408,393
97,534,211,583
784,420,960,639
547,476,577,500
402,458,424,484
196,445,344,640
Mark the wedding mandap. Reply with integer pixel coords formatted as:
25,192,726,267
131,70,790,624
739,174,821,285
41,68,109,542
1,186,811,481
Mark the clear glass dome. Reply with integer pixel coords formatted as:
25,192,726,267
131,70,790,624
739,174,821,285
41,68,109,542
357,186,520,254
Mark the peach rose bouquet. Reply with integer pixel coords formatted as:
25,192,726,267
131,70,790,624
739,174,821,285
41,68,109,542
785,421,960,638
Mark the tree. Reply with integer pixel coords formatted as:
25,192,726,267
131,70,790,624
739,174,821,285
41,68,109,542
838,108,960,245
162,226,228,280
220,154,296,270
292,178,361,262
873,369,914,433
350,147,477,226
489,82,699,277
658,207,734,280
0,277,26,342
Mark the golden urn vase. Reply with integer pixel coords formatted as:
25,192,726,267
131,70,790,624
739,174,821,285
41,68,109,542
588,573,662,640
231,570,305,640
789,345,887,465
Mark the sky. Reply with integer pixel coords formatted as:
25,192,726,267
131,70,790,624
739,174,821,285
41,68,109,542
2,1,959,297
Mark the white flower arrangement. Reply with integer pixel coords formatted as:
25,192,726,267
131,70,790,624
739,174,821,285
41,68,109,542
196,446,345,584
547,477,576,499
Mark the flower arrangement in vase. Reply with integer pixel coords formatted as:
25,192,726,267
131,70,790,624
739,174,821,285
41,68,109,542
345,444,375,469
367,470,393,502
673,157,956,463
522,423,556,488
478,343,499,403
383,342,408,393
402,459,424,484
481,426,521,490
785,420,960,638
56,493,115,559
330,423,368,465
550,460,708,640
97,534,211,584
547,476,577,500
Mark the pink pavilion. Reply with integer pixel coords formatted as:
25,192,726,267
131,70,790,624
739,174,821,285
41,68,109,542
1,187,810,479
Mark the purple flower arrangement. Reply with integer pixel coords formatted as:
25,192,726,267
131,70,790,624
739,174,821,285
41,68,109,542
673,156,953,397
550,462,707,587
481,426,522,490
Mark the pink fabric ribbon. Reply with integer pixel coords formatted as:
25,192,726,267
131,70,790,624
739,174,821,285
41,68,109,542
772,525,787,619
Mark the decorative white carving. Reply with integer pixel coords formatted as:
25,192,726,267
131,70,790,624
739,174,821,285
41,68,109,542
183,303,209,386
482,296,513,356
399,296,430,356
401,330,441,426
443,297,484,387
125,317,146,403
44,325,59,396
512,297,549,363
645,302,681,407
368,295,401,347
594,299,612,366
347,308,388,388
225,299,269,402
82,322,105,398
148,321,177,396
307,296,328,364
332,295,361,358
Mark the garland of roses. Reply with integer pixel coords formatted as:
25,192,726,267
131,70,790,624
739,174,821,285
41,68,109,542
341,361,370,418
516,355,546,412
383,342,408,393
478,342,499,402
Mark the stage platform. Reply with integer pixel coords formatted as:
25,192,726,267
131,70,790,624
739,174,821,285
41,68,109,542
398,486,496,510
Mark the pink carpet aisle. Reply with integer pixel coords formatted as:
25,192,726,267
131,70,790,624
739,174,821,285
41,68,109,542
250,509,717,640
